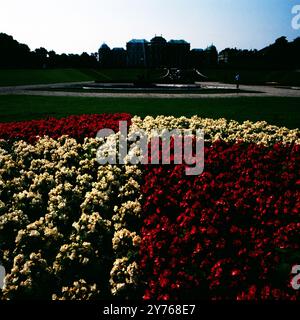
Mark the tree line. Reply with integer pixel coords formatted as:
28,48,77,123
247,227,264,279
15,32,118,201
0,33,98,69
218,36,300,69
0,32,299,70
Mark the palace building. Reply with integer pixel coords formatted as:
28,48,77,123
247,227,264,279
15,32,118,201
98,36,217,68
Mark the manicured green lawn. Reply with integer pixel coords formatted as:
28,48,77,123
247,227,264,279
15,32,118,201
1,68,299,87
0,95,299,129
0,69,96,86
0,68,162,86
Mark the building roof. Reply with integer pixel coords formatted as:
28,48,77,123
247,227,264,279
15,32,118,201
191,48,204,52
168,39,189,44
127,39,149,44
99,43,110,50
150,36,167,44
112,47,125,51
206,44,217,51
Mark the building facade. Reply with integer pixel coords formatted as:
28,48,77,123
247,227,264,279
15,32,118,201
166,40,190,68
110,48,127,67
126,39,148,67
148,36,167,68
98,43,111,68
204,45,218,66
98,36,217,69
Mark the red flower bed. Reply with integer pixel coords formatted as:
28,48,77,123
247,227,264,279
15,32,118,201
140,141,300,300
0,113,132,142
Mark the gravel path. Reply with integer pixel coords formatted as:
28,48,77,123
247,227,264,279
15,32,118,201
1,81,300,98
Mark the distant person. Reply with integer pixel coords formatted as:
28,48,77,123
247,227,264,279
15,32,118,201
0,263,5,289
235,73,240,90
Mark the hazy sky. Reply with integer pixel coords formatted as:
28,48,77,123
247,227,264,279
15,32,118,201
0,0,299,54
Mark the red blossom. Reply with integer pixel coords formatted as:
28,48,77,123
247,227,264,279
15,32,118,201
139,141,300,300
0,113,132,142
